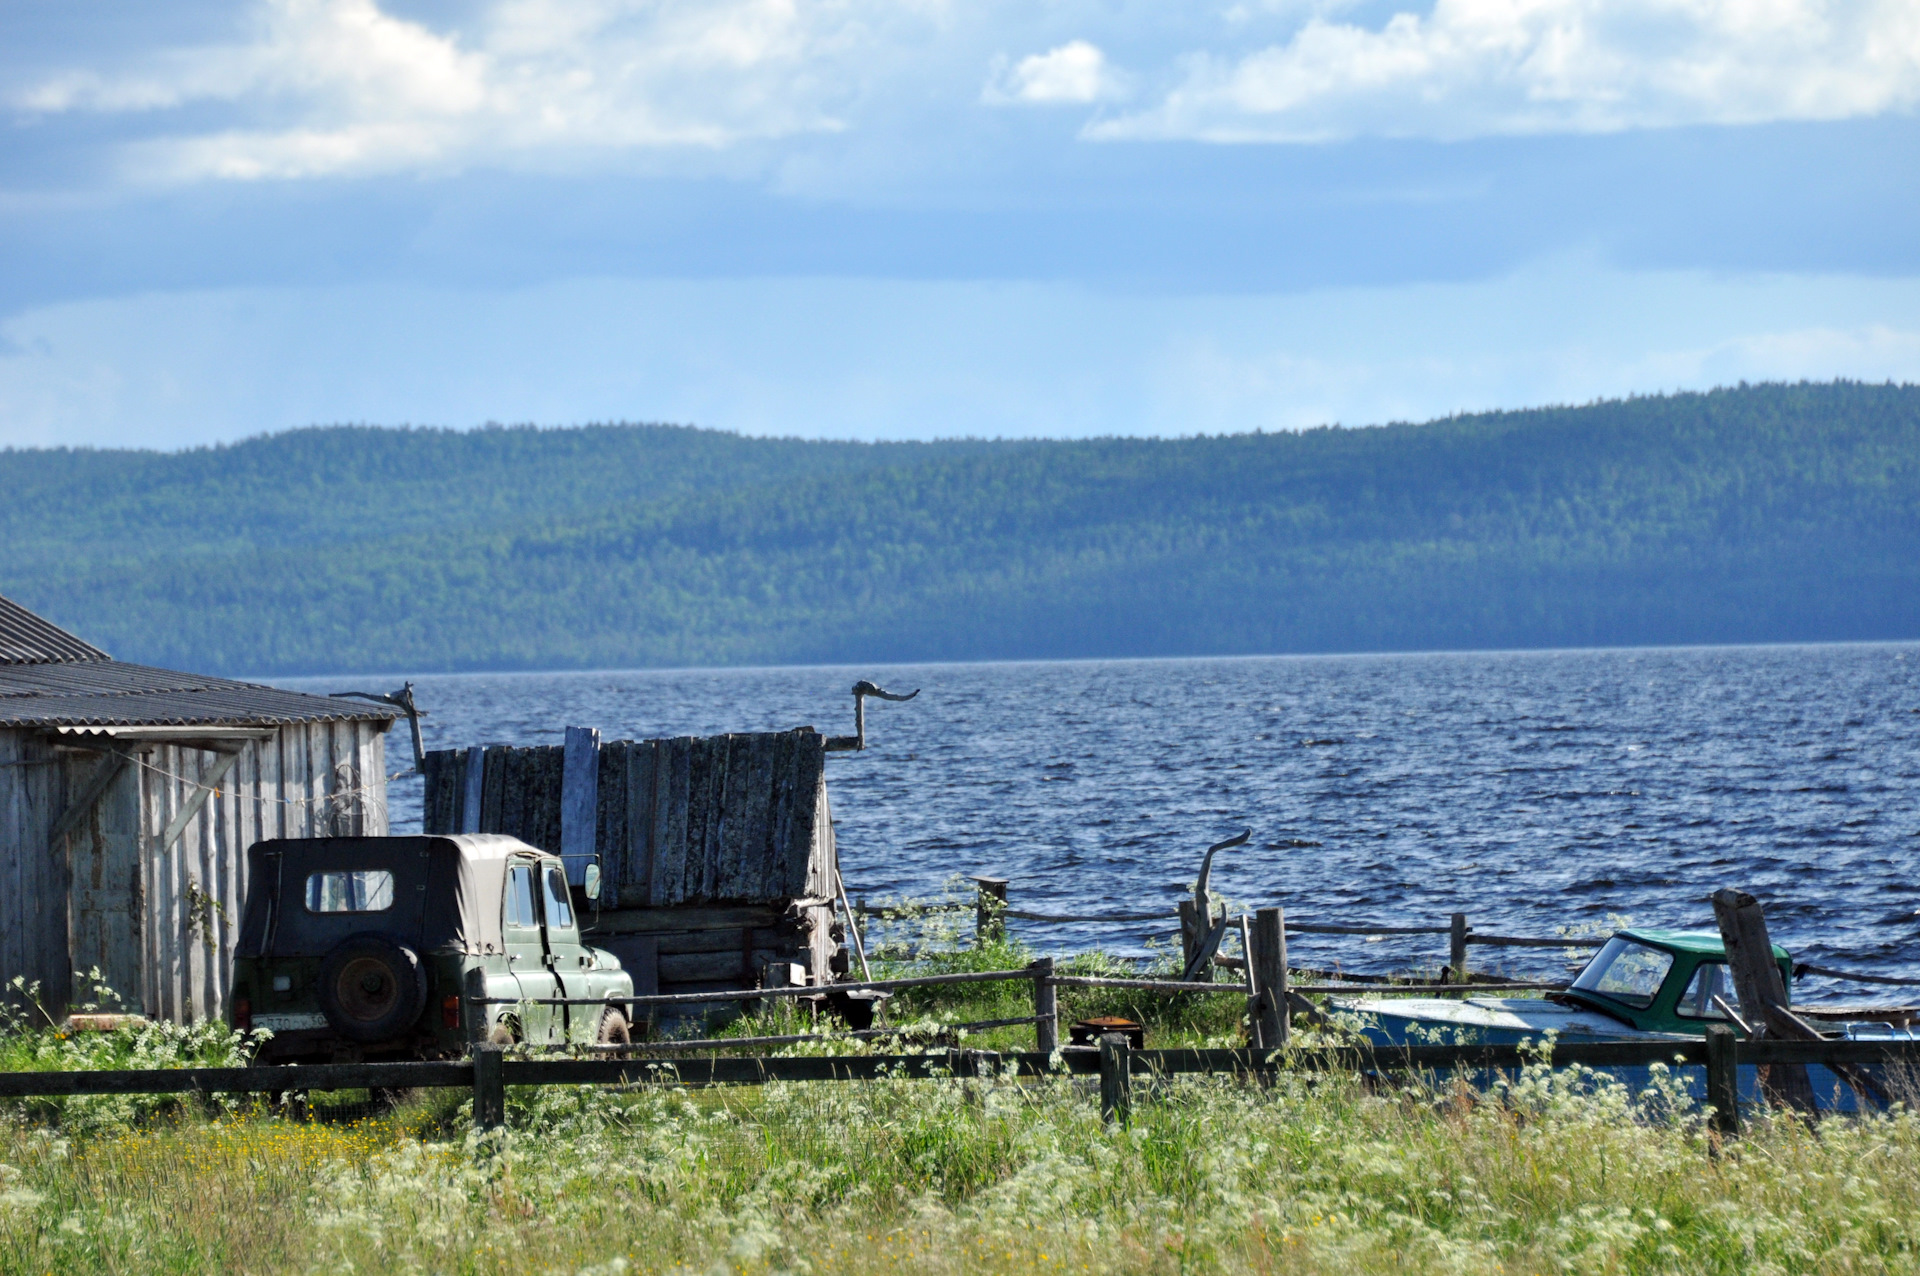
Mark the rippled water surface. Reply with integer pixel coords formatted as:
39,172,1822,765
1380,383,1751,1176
287,644,1920,988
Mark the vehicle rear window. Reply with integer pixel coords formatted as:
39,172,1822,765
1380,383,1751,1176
304,870,393,913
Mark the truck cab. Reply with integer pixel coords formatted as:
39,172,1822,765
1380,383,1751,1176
231,834,634,1063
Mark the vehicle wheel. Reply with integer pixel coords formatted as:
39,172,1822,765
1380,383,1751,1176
595,1008,631,1047
316,933,428,1043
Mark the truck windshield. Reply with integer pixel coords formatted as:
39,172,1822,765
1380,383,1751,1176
1570,937,1675,1009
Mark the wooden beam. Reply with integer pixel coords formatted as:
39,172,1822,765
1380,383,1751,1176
1250,907,1288,1051
46,748,132,856
1710,888,1817,1112
152,747,242,859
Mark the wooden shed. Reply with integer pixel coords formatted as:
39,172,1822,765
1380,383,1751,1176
0,594,399,1024
421,728,845,1024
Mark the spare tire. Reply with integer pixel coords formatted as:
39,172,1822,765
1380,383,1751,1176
316,933,428,1043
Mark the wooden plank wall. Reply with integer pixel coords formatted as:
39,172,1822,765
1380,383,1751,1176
0,729,71,1014
139,720,389,1024
66,754,142,1012
423,728,831,908
4,720,391,1024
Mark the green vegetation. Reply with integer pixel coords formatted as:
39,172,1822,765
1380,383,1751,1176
9,927,1920,1273
7,1029,1920,1272
4,381,1918,674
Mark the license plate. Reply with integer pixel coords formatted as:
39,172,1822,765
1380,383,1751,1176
252,1012,329,1032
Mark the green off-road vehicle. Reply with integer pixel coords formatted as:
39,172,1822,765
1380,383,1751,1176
231,834,634,1063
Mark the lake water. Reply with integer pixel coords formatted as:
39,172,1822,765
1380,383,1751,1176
285,643,1920,993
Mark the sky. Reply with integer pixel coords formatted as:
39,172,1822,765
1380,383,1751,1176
3,0,1919,448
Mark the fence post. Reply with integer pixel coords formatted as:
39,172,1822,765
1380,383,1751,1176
1098,1034,1131,1127
1250,907,1288,1051
1031,956,1058,1057
472,1046,505,1131
1178,899,1203,975
1705,1024,1740,1137
974,877,1009,948
1449,913,1469,981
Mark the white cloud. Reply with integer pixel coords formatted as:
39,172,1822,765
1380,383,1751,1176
12,0,905,180
14,0,1920,180
983,40,1126,105
1091,0,1920,142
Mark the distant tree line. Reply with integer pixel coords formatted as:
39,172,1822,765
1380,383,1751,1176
3,382,1917,675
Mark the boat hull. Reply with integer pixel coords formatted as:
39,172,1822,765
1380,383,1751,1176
1337,996,1912,1115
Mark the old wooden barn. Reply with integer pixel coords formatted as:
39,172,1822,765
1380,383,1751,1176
0,594,399,1024
420,726,848,1022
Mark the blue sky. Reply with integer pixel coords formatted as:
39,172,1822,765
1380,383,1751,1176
3,0,1919,448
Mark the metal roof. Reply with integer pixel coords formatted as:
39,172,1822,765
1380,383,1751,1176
0,660,401,728
0,594,109,665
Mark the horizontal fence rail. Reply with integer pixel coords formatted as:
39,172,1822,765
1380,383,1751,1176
857,883,1625,986
6,1033,1917,1138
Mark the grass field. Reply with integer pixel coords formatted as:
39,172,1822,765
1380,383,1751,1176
4,940,1920,1273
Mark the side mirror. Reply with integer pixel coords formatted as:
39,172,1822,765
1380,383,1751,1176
582,862,602,901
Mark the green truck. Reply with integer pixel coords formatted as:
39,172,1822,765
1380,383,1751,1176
231,834,635,1062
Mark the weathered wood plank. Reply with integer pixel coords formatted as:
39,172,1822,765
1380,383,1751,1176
365,727,389,836
27,736,69,1014
561,727,599,884
483,746,510,839
713,735,752,900
622,741,656,907
650,741,673,905
791,733,826,899
769,730,798,900
657,739,692,906
0,734,31,1010
680,737,715,903
736,735,779,900
658,949,792,984
595,740,626,893
592,904,792,934
540,743,566,855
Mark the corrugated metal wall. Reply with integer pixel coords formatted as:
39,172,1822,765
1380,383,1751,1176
0,720,388,1024
421,728,835,907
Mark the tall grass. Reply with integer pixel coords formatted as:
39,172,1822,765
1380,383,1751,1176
5,1057,1920,1273
7,934,1920,1272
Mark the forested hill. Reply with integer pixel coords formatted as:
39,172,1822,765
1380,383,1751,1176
4,381,1918,675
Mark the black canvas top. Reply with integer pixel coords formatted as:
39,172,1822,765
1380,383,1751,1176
237,835,542,959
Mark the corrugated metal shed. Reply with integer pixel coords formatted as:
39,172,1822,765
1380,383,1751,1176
0,592,399,1024
0,595,109,665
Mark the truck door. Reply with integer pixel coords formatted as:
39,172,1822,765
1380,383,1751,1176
539,862,590,1040
503,859,559,1041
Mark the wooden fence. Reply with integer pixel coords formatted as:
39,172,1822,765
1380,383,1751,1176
862,878,1607,979
4,1027,1912,1139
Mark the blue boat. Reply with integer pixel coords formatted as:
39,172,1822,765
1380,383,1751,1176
1334,928,1915,1113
